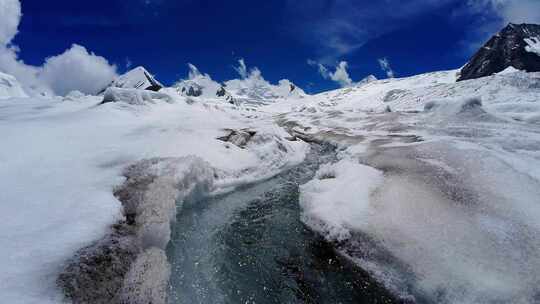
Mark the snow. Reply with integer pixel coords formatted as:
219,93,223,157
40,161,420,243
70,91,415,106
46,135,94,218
0,71,27,98
299,159,384,241
106,66,163,91
174,64,222,99
281,69,540,303
524,36,540,56
3,54,540,303
224,60,306,102
496,66,521,75
102,87,174,105
0,93,308,303
174,62,306,105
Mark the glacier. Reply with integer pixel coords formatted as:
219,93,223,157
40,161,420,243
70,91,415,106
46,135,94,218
0,52,540,304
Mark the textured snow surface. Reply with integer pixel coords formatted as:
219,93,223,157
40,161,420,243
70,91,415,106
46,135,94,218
300,160,384,241
0,71,27,99
2,66,540,303
0,93,307,303
282,70,540,303
525,36,540,56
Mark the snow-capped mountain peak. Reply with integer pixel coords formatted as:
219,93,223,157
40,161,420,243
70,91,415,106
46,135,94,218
102,66,163,93
459,23,540,81
175,63,306,104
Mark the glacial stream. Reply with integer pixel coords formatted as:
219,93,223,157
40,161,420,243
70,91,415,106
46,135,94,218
166,144,399,304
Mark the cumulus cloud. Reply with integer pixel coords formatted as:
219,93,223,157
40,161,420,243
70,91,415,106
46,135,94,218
309,59,353,87
378,58,395,78
40,44,117,96
0,0,117,96
329,61,353,87
0,0,21,45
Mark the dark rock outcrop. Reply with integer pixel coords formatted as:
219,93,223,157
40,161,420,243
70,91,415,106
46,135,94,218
458,23,540,81
217,129,257,148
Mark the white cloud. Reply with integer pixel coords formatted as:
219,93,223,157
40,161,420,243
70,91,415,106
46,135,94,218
307,59,329,79
285,0,456,62
309,59,353,87
40,44,117,96
0,0,21,45
454,0,540,50
187,63,202,79
329,61,353,87
0,0,117,96
467,0,540,25
233,59,248,79
378,58,395,78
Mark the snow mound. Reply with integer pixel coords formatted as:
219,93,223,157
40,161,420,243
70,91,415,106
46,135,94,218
496,66,521,75
62,90,86,101
102,87,173,105
299,159,384,241
357,75,377,87
0,71,28,99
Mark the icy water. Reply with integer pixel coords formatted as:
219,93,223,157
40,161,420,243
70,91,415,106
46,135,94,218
167,145,399,304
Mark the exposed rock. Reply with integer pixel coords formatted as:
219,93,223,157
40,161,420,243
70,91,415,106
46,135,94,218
58,156,216,304
458,23,540,81
216,86,227,97
217,129,257,148
57,223,140,304
179,81,203,97
117,248,170,304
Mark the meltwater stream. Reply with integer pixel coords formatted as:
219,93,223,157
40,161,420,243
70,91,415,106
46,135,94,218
167,144,399,304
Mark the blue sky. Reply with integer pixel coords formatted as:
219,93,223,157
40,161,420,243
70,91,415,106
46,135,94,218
9,0,540,93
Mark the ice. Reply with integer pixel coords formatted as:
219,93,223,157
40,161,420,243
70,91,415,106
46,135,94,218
282,66,540,303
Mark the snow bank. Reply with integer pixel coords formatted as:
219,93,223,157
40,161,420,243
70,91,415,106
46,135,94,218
355,141,540,303
423,97,499,123
299,159,384,241
102,87,173,105
0,93,309,303
0,71,27,99
118,156,216,250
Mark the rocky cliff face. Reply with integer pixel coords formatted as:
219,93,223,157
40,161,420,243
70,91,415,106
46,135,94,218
458,23,540,81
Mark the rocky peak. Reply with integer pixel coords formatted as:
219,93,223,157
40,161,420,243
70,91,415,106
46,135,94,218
101,66,163,93
458,23,540,81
